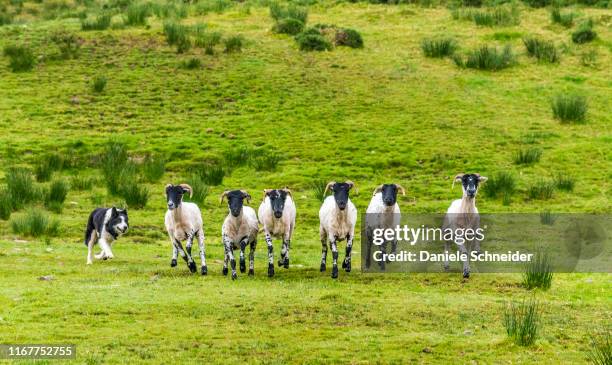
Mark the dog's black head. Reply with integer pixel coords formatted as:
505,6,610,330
325,181,355,211
108,207,128,236
166,184,193,210
221,190,251,217
455,173,487,199
264,188,291,219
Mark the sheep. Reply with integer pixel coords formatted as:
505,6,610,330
165,184,207,275
220,190,259,280
364,184,405,270
319,181,358,279
258,188,296,277
442,173,487,278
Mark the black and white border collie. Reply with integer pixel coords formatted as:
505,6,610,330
84,207,129,265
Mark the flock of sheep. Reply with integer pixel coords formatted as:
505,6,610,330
89,173,487,280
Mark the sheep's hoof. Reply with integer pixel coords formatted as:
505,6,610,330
201,265,207,276
463,270,470,279
331,266,338,279
277,259,283,267
248,268,254,276
240,259,246,273
222,267,228,276
283,258,289,269
320,263,326,272
231,272,237,280
170,259,177,267
188,261,197,273
443,265,450,272
344,260,351,273
268,263,275,277
379,262,385,271
103,256,108,261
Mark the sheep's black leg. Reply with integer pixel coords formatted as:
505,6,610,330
365,229,372,269
458,243,470,278
331,239,339,279
171,244,178,267
379,241,386,271
239,239,247,273
279,239,290,269
222,235,230,276
320,239,327,272
443,241,451,272
225,240,237,280
175,239,196,273
264,231,275,277
342,234,353,273
249,240,256,276
197,230,207,275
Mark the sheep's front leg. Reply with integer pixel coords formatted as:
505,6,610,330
458,243,470,278
239,239,248,274
223,235,237,280
379,240,387,271
320,227,327,272
175,239,196,273
222,241,229,276
249,240,256,276
330,238,339,279
264,230,274,277
342,234,353,273
279,239,290,269
171,245,178,267
443,241,450,272
197,229,207,275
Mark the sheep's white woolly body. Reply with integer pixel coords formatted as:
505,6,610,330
366,192,400,228
258,194,296,271
165,202,203,241
222,206,259,246
319,196,357,241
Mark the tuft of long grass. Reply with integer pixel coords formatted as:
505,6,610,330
484,171,516,203
196,0,233,15
452,5,520,27
223,146,252,169
249,150,282,171
92,75,107,93
503,299,541,346
224,35,244,53
552,93,587,123
514,147,542,165
194,30,222,55
196,165,225,186
296,32,332,52
141,154,165,182
5,167,39,210
81,13,111,31
523,37,559,63
11,209,60,237
311,179,328,202
0,190,11,220
187,174,210,205
588,333,612,365
455,44,516,71
50,31,82,60
120,183,148,208
3,44,35,72
550,7,575,28
70,176,95,191
124,2,151,26
182,57,201,69
273,17,304,35
163,21,191,52
554,174,575,191
421,37,457,58
572,20,596,44
334,28,363,49
523,250,553,289
539,210,557,225
45,179,69,213
270,3,308,24
527,180,555,200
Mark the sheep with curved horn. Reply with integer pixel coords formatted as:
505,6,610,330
258,187,296,277
164,183,207,275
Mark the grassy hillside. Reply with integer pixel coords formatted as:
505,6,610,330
0,0,610,363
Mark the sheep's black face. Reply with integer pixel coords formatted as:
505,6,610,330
109,208,129,235
267,189,288,219
332,183,352,211
166,185,186,210
381,184,398,206
227,190,248,217
461,174,481,198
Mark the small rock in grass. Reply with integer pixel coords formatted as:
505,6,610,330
38,275,54,281
463,330,473,336
45,248,53,253
585,278,593,283
206,128,213,133
422,347,433,353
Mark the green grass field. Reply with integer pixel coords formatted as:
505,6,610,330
0,0,610,363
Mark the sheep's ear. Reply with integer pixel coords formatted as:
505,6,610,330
263,189,272,200
346,180,357,195
452,174,464,189
372,185,383,196
165,184,172,196
395,184,406,196
179,184,193,198
240,190,251,204
282,187,292,196
219,190,229,204
323,181,336,196
478,176,488,183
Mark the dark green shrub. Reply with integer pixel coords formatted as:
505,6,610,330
550,8,575,28
197,164,225,186
187,175,209,205
92,75,107,93
523,250,553,290
514,147,542,165
0,190,11,220
335,28,363,48
125,2,151,26
527,180,554,200
141,154,165,182
296,31,332,52
552,93,587,123
484,171,516,203
3,44,35,72
50,31,82,59
588,333,612,365
45,179,69,213
224,35,244,53
504,299,541,346
182,57,201,69
554,174,575,191
572,20,596,44
458,45,516,71
421,37,457,58
273,17,304,35
523,37,559,63
195,31,222,55
5,167,39,209
11,209,60,237
81,14,111,30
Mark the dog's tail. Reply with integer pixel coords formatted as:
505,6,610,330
84,211,96,247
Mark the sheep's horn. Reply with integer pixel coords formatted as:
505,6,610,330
240,190,251,204
282,187,292,196
346,180,357,194
452,174,464,189
219,190,230,204
179,184,193,198
323,181,336,197
372,184,383,196
165,183,172,196
395,184,406,196
478,176,488,183
262,189,272,200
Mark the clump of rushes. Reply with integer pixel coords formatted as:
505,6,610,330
454,45,516,71
572,19,596,44
163,21,191,53
483,171,516,204
421,37,457,58
513,147,542,165
552,93,587,123
124,2,151,26
0,190,12,220
223,146,252,170
50,31,82,60
70,176,95,191
196,164,225,186
273,18,304,35
3,44,35,72
182,57,201,69
194,31,222,55
248,150,282,171
550,7,575,28
269,2,308,24
554,174,575,191
334,28,363,48
588,332,612,365
141,154,165,182
539,210,556,225
224,35,244,53
503,299,542,346
311,179,328,202
120,183,148,208
523,37,559,63
5,167,39,210
527,180,555,200
523,249,553,290
45,179,69,213
11,209,60,237
92,75,107,93
81,13,111,31
187,174,210,205
452,5,520,27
